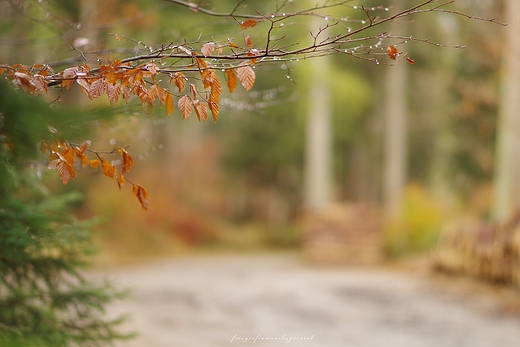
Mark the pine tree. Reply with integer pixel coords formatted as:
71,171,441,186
0,79,128,347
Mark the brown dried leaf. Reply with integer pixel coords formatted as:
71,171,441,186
76,152,89,167
116,171,125,190
90,78,107,99
201,42,215,57
76,76,90,92
101,158,116,178
209,78,222,123
74,141,91,167
196,57,208,70
107,83,121,104
173,72,185,93
132,184,149,211
240,19,257,29
237,62,255,91
245,35,253,48
193,100,208,122
13,72,36,93
57,161,73,185
32,75,48,93
89,159,101,168
406,56,416,65
61,67,78,90
190,84,198,100
118,147,136,174
148,84,163,103
201,69,215,89
122,86,132,103
165,91,174,116
60,143,75,166
225,69,237,93
143,62,158,78
48,155,74,185
178,95,193,119
141,93,154,115
228,40,239,49
387,46,398,60
78,140,91,154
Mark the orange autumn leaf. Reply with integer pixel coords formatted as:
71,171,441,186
228,40,239,49
88,159,101,168
190,83,198,100
201,42,215,57
148,84,164,103
200,68,217,89
107,83,121,104
236,62,255,91
172,72,185,93
116,172,125,190
178,95,193,119
165,91,174,116
406,56,416,65
196,57,208,70
132,184,149,211
141,93,154,115
240,19,257,29
101,158,116,178
225,69,237,93
387,45,399,60
90,78,107,99
48,153,75,185
245,35,253,48
193,100,208,122
60,143,75,166
77,140,91,154
75,151,89,167
118,147,136,174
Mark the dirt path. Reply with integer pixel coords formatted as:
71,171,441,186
89,253,520,347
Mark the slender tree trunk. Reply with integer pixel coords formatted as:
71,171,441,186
492,0,520,222
383,2,409,218
304,16,333,211
429,14,460,204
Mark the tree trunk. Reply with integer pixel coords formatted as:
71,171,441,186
383,2,409,218
492,0,520,222
304,16,333,212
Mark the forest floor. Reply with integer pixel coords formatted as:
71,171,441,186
87,252,520,347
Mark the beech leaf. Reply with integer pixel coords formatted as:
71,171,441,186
193,100,208,122
107,83,121,104
245,35,253,48
225,69,237,93
387,46,398,60
101,158,116,178
178,95,193,119
201,42,215,57
118,147,136,174
89,159,101,168
116,172,125,190
190,84,198,100
90,78,106,99
165,91,174,116
240,19,257,29
132,184,149,211
173,72,185,93
236,62,255,91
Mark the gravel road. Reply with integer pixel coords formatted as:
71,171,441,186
89,253,520,347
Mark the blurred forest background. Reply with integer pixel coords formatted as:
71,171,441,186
0,0,512,264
